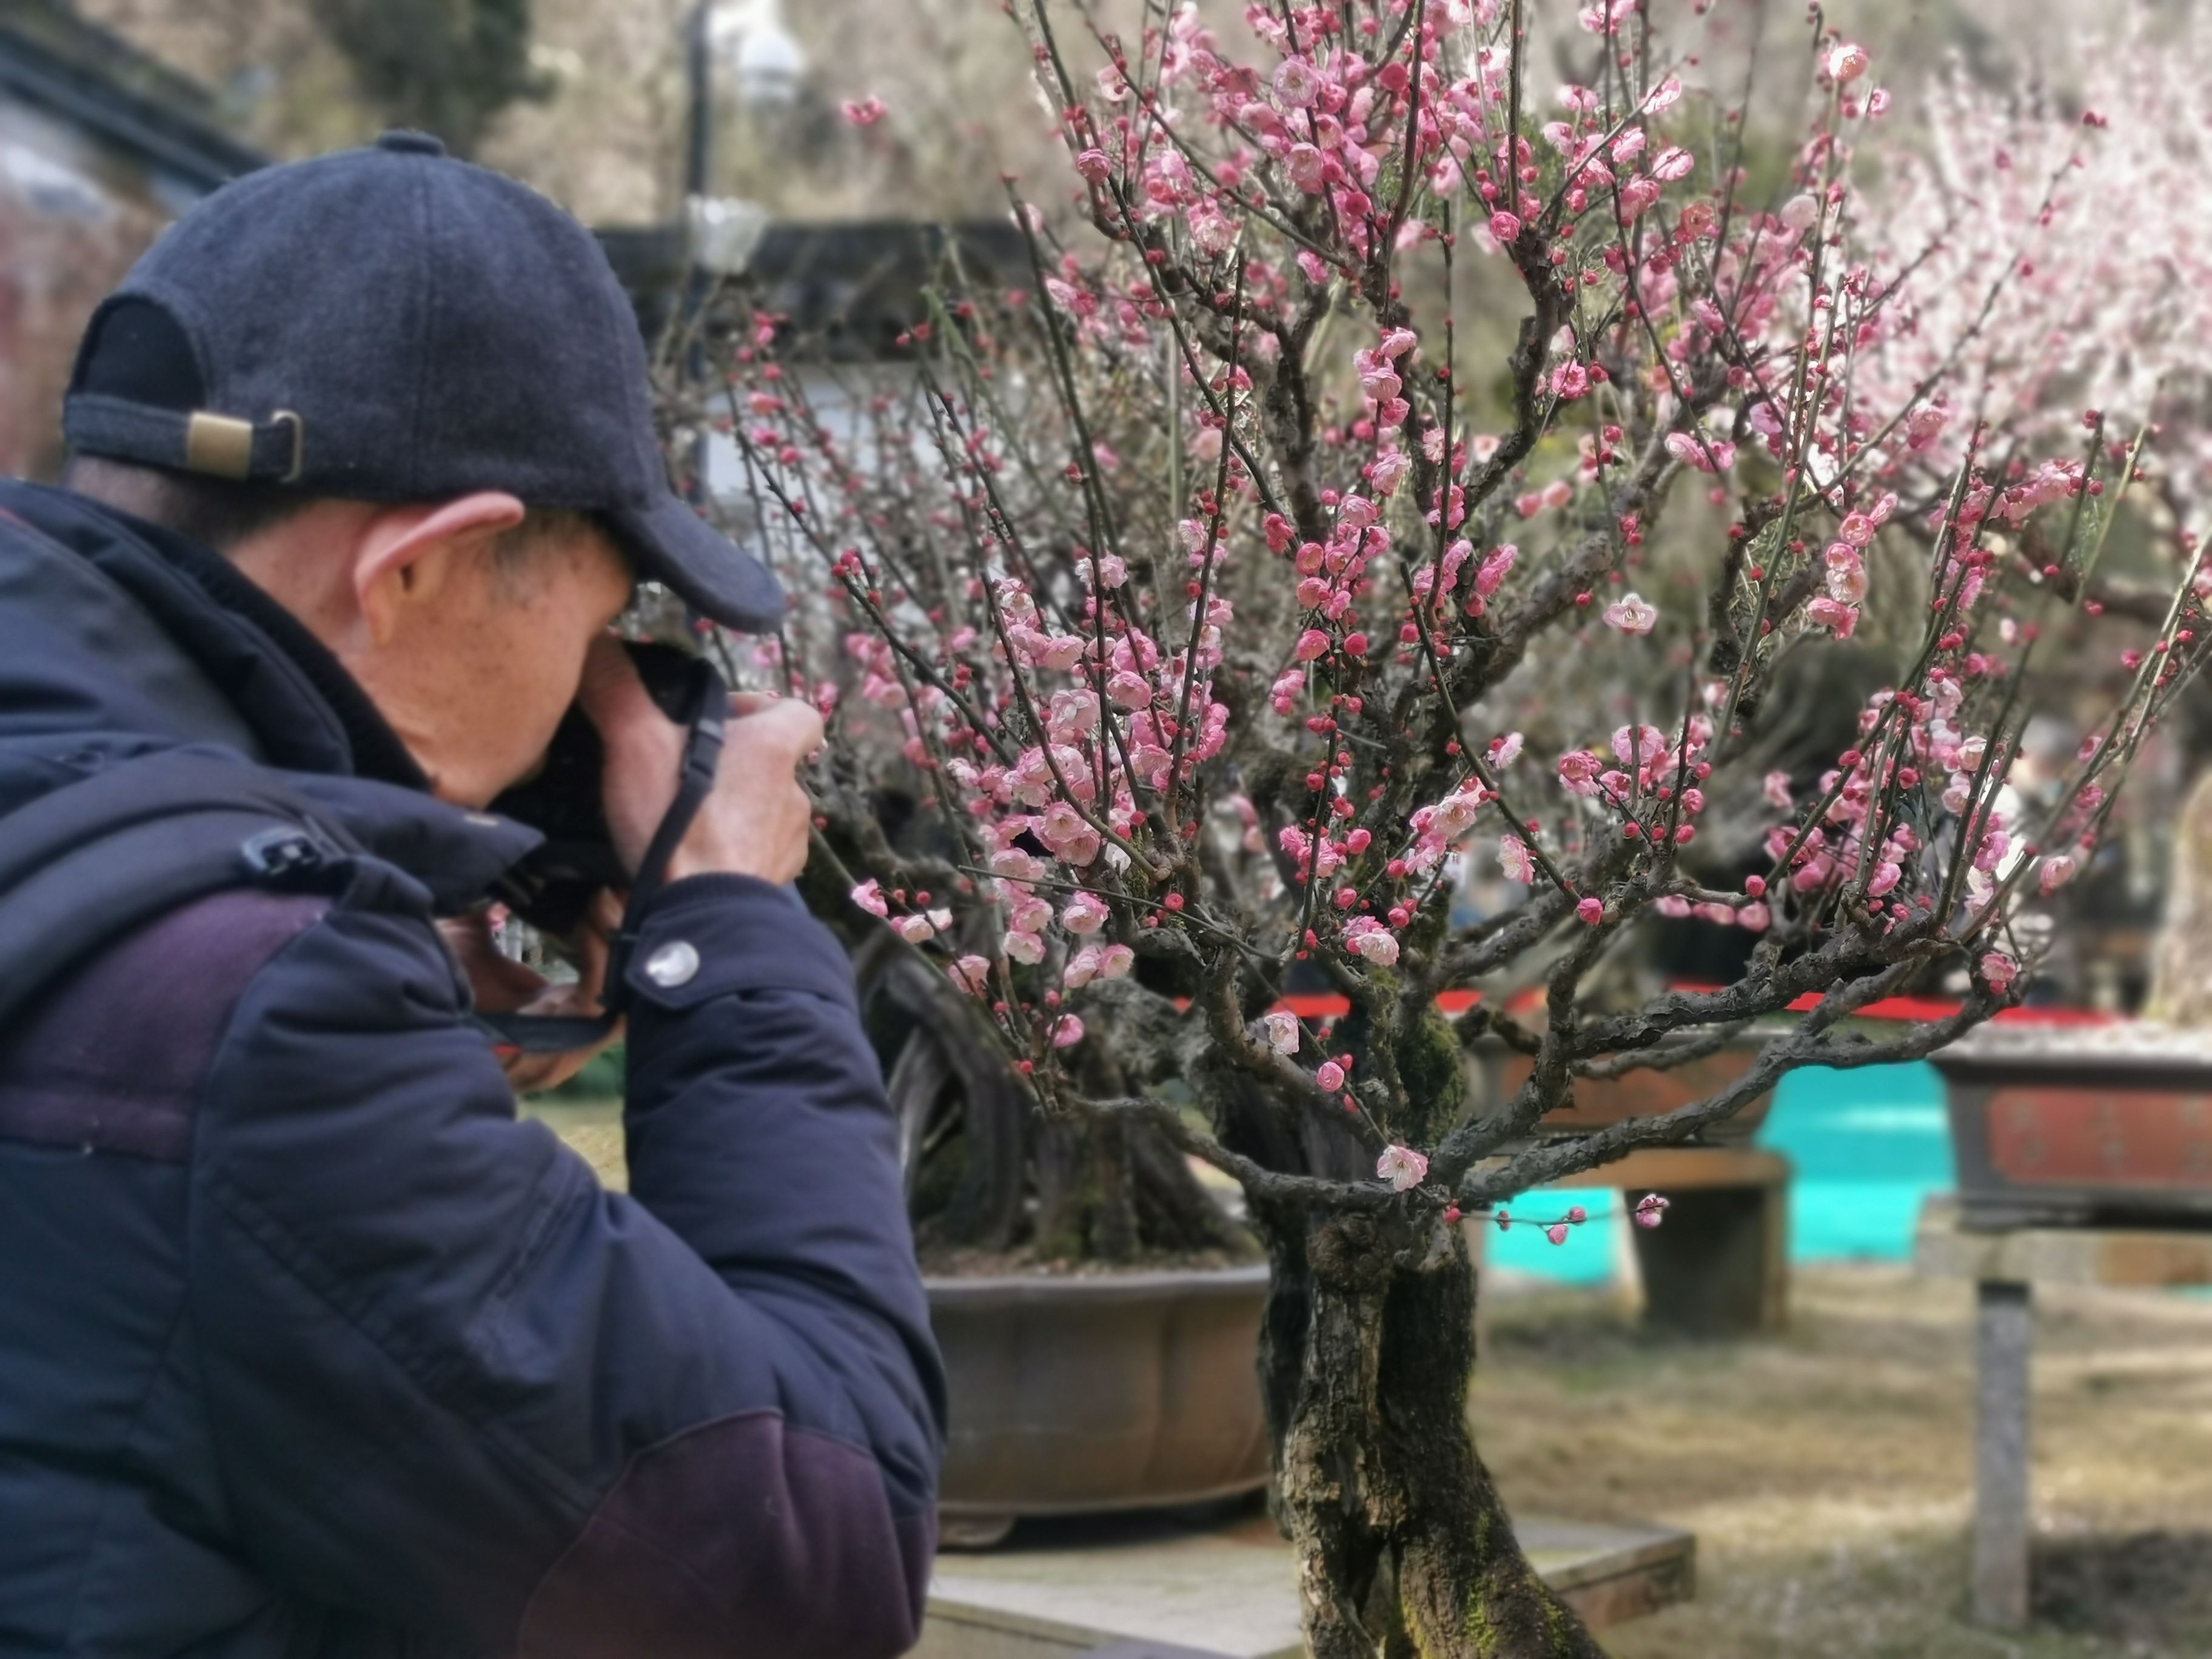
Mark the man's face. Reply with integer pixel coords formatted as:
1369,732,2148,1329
226,493,637,808
401,524,637,808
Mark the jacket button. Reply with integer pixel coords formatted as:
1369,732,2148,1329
644,940,700,987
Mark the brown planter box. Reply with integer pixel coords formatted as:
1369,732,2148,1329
1476,1028,1780,1144
1934,1025,2212,1229
928,1265,1272,1529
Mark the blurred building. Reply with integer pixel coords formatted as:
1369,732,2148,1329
597,214,1027,511
0,0,261,480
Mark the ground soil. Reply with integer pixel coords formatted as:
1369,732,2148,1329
1474,1263,2212,1658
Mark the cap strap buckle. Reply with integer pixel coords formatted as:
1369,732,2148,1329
270,410,305,484
184,411,253,480
181,408,305,484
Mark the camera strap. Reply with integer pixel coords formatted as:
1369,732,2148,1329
479,664,728,1057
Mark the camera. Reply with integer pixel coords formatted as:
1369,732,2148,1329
491,640,727,937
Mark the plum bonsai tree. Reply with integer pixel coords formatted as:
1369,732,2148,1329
660,1,2212,1649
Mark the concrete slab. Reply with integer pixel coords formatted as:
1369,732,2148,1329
1915,1195,2212,1288
917,1503,1694,1658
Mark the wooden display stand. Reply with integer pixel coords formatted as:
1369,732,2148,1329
1915,1195,2212,1629
918,1506,1692,1658
1483,1145,1791,1338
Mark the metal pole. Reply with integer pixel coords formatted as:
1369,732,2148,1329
685,0,711,203
1972,1279,2033,1628
681,0,713,510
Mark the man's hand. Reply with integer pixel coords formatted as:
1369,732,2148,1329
577,635,822,886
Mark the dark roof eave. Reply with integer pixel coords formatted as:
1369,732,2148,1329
0,21,264,193
596,218,1034,363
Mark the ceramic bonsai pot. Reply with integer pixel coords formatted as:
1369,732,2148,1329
1934,1023,2212,1228
927,1264,1272,1544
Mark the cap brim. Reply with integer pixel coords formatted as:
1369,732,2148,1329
606,494,785,634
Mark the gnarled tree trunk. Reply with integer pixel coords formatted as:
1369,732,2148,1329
862,935,1246,1261
1256,1207,1603,1658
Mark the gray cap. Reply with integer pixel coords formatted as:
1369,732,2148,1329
62,129,782,633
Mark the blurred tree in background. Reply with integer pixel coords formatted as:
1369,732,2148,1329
305,0,548,156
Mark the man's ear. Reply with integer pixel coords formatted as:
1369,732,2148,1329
355,492,528,646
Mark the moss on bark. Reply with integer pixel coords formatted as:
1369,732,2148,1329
1261,1205,1607,1659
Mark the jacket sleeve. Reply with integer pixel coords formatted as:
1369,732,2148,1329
185,871,945,1659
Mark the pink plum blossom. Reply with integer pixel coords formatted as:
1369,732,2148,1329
1498,836,1536,884
1273,57,1322,108
1603,592,1659,635
1664,431,1736,473
1343,916,1401,967
1806,597,1860,638
1062,892,1110,934
1376,1145,1429,1191
1262,1011,1300,1054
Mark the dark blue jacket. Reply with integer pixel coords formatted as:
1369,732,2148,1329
0,481,945,1657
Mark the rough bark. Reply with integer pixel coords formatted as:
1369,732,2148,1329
1258,1205,1606,1659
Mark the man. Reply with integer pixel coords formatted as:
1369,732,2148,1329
0,130,944,1656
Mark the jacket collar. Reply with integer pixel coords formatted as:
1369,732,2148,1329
0,481,539,911
0,480,425,789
